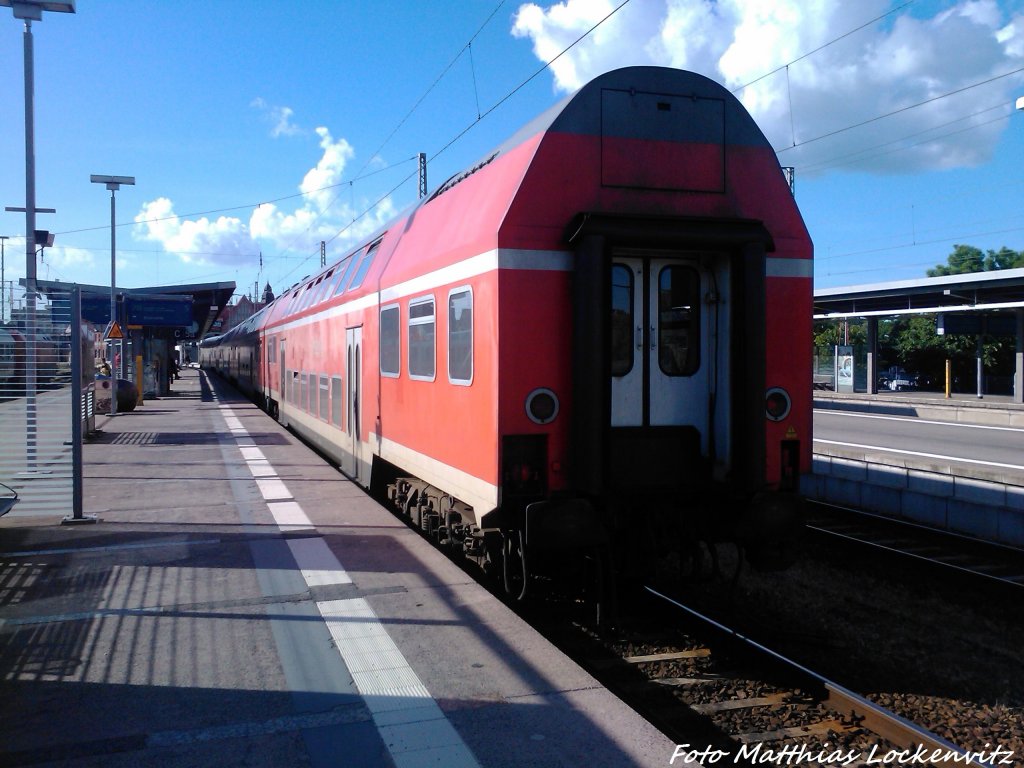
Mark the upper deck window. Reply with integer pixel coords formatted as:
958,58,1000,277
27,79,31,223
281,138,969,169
332,256,356,297
312,268,334,304
408,296,435,381
347,240,380,292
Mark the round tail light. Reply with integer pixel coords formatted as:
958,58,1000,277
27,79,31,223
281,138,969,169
765,387,791,421
526,388,559,424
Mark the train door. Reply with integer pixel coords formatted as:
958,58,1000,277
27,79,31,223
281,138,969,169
611,255,708,429
278,339,287,423
609,252,726,478
344,326,362,479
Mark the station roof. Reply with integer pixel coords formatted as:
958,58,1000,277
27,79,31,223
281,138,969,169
814,268,1024,319
32,279,236,338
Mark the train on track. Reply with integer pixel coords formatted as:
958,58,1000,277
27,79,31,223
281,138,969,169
0,326,61,393
201,67,813,600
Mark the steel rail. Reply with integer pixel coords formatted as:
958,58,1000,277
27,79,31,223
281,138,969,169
644,586,991,768
807,501,1024,590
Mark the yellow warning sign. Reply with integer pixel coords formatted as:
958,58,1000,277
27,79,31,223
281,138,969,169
104,321,124,340
785,426,798,439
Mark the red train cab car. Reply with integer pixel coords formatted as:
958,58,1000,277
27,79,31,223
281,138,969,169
202,66,812,591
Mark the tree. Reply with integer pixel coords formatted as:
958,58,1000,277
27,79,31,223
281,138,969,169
813,319,866,349
984,247,1024,271
927,244,1023,276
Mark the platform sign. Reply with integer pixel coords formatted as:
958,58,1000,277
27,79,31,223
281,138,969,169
937,313,1017,336
81,295,111,325
835,345,854,393
125,297,192,328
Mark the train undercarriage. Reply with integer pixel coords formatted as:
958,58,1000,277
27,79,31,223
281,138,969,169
385,467,803,627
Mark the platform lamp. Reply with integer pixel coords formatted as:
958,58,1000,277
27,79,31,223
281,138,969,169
2,0,75,470
0,235,8,322
91,174,135,416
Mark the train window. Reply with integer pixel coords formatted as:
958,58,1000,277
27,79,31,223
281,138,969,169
611,265,634,377
290,370,299,404
319,374,329,420
658,266,700,376
301,373,308,411
331,375,342,427
301,279,321,311
332,255,357,297
448,287,472,385
380,304,400,377
347,240,381,292
313,269,334,304
268,338,276,364
408,296,435,381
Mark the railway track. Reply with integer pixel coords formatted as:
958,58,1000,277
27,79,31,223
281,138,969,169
520,558,1017,768
637,587,994,767
805,502,1024,591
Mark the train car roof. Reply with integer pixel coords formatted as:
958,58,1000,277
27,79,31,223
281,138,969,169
214,67,802,340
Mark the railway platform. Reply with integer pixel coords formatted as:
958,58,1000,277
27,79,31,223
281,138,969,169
811,390,1024,549
0,367,677,767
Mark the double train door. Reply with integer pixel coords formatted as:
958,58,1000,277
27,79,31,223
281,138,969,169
344,326,362,479
278,339,287,424
610,253,720,453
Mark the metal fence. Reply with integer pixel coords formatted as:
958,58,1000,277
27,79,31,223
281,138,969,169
0,284,90,519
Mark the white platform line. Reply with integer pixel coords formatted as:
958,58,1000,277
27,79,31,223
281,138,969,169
254,477,292,501
815,409,1024,434
814,439,1024,472
218,403,481,768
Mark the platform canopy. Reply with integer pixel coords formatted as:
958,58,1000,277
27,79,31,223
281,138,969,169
814,268,1024,319
31,279,235,339
814,269,1024,402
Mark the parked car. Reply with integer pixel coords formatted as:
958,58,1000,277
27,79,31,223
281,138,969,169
882,367,918,391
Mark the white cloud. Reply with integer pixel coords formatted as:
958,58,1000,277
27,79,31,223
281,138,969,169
134,197,252,266
47,246,95,271
512,0,1024,174
300,127,355,211
251,97,302,138
134,123,395,283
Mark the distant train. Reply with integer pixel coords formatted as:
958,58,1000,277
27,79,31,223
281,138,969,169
0,326,60,393
202,67,813,598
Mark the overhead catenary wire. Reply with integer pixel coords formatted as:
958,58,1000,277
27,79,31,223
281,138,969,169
282,0,636,283
777,65,1024,155
732,0,917,96
799,101,1014,175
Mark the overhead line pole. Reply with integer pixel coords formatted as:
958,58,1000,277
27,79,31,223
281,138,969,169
0,235,7,322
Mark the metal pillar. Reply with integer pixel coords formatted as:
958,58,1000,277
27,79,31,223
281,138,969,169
976,334,984,399
1015,308,1024,404
92,174,135,413
22,18,39,470
418,153,427,198
63,287,97,524
866,317,878,395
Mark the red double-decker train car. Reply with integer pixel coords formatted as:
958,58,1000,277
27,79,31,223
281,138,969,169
202,66,813,598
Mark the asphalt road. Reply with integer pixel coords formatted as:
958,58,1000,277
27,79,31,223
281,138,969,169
813,409,1024,483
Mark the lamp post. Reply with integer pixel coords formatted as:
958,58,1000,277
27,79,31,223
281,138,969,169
91,174,134,416
1,0,75,469
0,235,8,322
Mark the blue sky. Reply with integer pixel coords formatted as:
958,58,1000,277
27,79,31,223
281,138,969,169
1,0,1022,306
